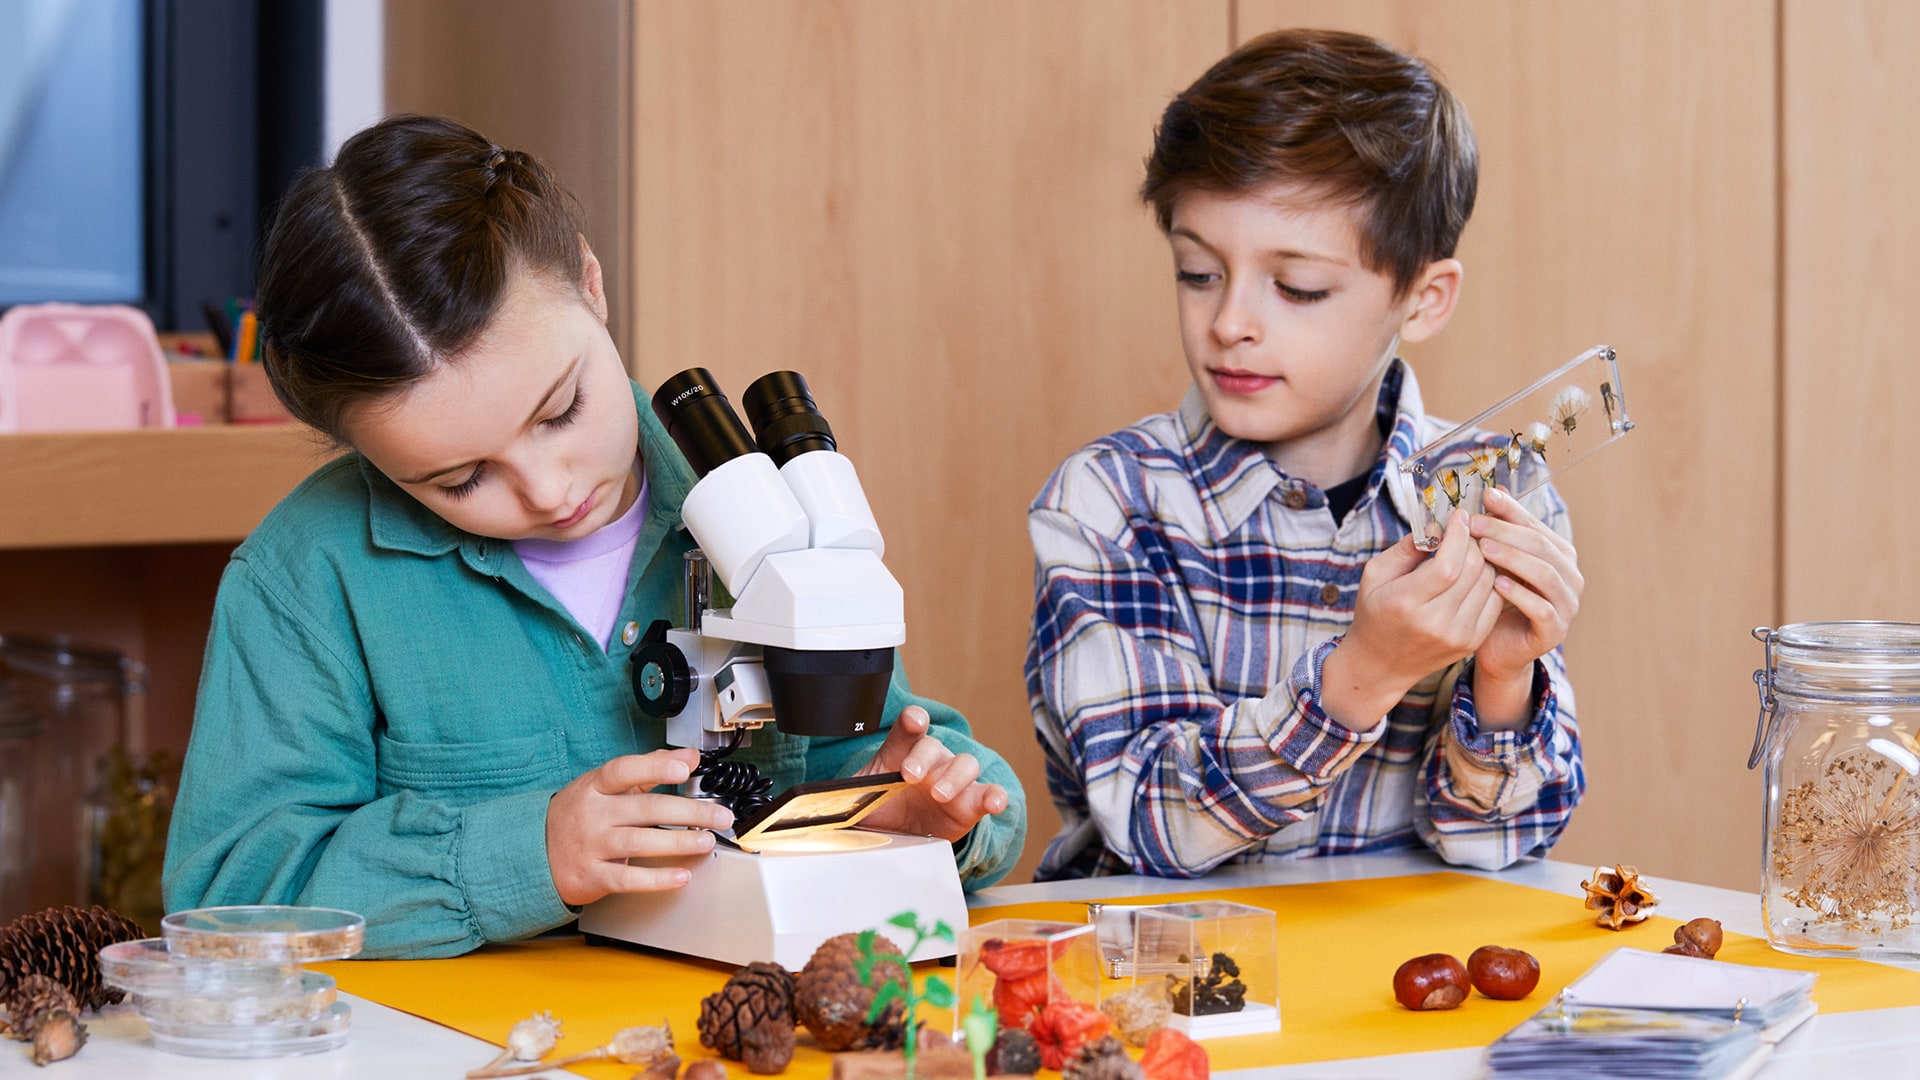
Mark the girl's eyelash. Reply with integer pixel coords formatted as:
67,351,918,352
445,464,486,500
545,384,587,427
1278,282,1331,303
1175,270,1214,286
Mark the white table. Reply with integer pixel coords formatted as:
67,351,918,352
15,852,1920,1078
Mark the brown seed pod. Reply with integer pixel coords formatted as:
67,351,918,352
1392,954,1469,1011
1467,946,1540,1000
1663,918,1725,959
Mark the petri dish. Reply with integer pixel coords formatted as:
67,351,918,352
146,1000,353,1059
161,906,365,963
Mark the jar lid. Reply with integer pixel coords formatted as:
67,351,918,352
161,906,365,963
1768,621,1920,697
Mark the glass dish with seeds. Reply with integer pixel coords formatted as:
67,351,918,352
160,904,365,962
1398,345,1633,550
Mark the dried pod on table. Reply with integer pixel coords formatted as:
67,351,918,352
1580,864,1661,929
1062,1034,1143,1080
638,1053,684,1080
1392,954,1469,1011
795,934,906,1052
0,905,145,1012
1099,981,1171,1046
1663,917,1725,959
1028,999,1111,1072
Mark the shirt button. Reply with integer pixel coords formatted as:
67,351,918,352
621,621,641,647
1320,583,1342,606
1283,489,1308,510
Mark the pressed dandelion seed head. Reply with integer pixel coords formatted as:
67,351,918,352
1773,752,1920,931
1440,468,1463,506
1472,449,1500,484
1525,421,1552,456
1549,385,1592,438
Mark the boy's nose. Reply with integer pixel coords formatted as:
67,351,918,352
1211,289,1261,346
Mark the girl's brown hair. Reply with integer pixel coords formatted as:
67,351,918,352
1142,28,1477,296
255,114,587,442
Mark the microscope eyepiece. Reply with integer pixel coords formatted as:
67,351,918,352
743,370,837,467
652,367,758,478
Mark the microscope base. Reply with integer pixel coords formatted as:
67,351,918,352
579,830,968,970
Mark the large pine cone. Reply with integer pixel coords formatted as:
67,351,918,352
795,932,907,1052
699,962,797,1074
0,906,144,1011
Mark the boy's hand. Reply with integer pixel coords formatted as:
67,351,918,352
852,705,1010,843
1322,510,1504,726
545,747,734,907
1468,486,1583,723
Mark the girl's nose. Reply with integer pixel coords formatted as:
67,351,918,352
520,463,572,516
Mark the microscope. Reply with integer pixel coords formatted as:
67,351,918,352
578,369,968,969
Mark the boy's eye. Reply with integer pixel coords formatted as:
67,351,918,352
443,464,486,499
1277,281,1331,304
1175,270,1217,287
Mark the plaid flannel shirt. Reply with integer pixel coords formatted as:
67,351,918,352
1025,360,1584,880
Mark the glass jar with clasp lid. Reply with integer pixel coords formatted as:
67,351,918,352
1750,622,1920,958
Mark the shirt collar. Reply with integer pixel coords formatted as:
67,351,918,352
1179,358,1429,540
366,379,696,571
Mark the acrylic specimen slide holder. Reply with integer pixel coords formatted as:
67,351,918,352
1400,345,1633,550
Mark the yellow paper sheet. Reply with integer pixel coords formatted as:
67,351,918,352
316,872,1920,1077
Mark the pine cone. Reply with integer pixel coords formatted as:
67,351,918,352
795,933,906,1052
30,1007,87,1066
699,962,796,1074
3,973,78,1042
1063,1035,1143,1080
0,905,144,1011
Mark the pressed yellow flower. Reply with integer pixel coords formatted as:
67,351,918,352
1439,468,1463,508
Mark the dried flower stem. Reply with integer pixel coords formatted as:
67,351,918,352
468,1046,615,1077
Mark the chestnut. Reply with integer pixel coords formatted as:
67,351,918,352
1663,917,1725,959
1393,953,1469,1011
1467,945,1540,1000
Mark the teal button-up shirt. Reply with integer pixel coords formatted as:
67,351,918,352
164,381,1025,958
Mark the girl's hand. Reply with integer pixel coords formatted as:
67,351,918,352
852,706,1010,843
1324,511,1505,725
545,747,734,907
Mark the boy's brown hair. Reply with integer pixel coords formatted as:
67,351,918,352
1142,28,1477,297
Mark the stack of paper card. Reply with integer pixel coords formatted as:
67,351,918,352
1485,948,1818,1079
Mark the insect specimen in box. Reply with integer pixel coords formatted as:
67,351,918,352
1600,382,1618,431
1549,386,1591,441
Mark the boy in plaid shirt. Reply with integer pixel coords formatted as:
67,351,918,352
1026,29,1585,880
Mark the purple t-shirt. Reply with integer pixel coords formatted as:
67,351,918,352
512,474,647,648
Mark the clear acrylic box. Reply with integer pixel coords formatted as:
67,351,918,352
1399,345,1633,549
1130,901,1279,1039
956,918,1100,1033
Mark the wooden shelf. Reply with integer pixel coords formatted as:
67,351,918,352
0,425,334,549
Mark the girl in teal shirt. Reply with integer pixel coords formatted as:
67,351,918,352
162,116,1025,958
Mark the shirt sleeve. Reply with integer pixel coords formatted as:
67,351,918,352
1413,481,1586,870
1413,650,1585,870
800,657,1028,891
162,558,573,959
1026,462,1389,879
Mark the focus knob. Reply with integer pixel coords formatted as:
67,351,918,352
630,620,691,718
